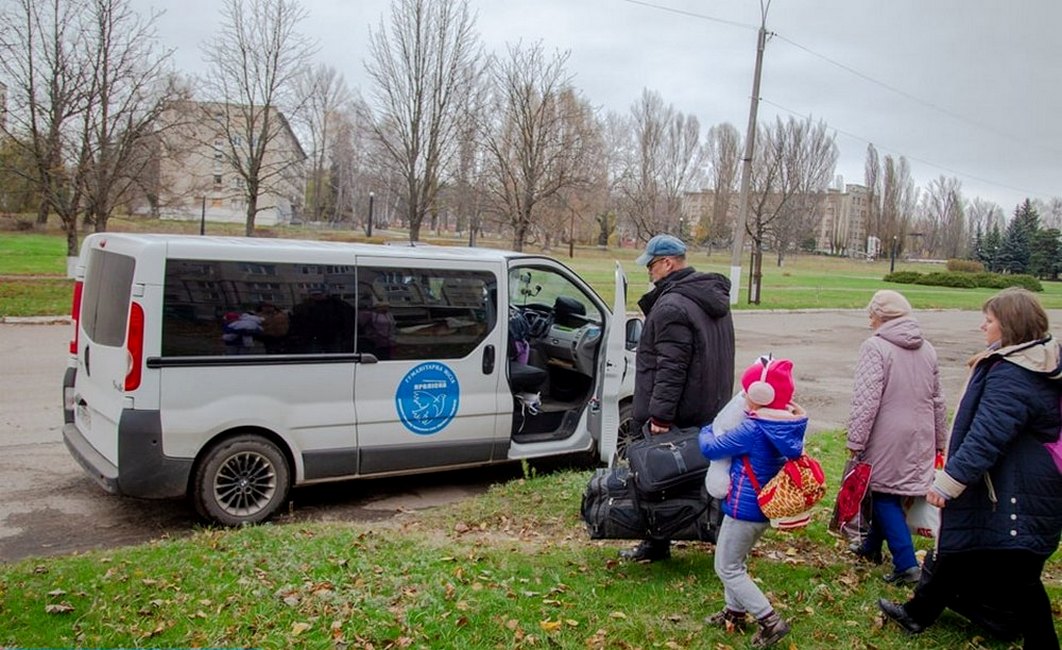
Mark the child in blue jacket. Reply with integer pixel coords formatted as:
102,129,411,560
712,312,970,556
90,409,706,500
699,355,809,648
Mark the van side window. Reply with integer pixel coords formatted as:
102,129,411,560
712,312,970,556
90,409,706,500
162,259,355,356
356,267,496,360
81,250,135,347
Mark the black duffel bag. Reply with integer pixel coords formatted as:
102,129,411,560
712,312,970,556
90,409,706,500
581,466,723,542
627,424,710,501
581,466,646,540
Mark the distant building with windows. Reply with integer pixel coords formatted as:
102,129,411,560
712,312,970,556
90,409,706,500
131,101,306,226
682,178,870,256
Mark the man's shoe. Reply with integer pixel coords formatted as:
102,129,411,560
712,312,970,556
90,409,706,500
618,540,670,562
848,541,883,565
704,608,749,632
883,566,922,585
878,599,925,633
751,611,790,648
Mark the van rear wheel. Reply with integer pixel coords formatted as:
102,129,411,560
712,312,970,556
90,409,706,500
193,434,290,526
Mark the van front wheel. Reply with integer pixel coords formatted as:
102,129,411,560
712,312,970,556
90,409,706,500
193,435,290,526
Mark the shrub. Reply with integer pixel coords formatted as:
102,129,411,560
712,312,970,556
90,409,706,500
998,274,1043,292
884,271,922,284
947,258,984,273
970,272,1043,292
915,272,977,288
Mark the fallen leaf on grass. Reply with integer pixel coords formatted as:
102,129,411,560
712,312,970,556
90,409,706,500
291,622,311,635
46,589,66,597
609,611,627,619
539,619,562,632
44,603,74,614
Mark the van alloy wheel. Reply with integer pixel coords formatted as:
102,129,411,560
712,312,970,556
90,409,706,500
193,434,290,526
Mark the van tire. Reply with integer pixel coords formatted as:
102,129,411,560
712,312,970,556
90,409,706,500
613,402,635,465
193,434,290,526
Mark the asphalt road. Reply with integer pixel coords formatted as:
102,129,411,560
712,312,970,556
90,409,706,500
1,310,1048,563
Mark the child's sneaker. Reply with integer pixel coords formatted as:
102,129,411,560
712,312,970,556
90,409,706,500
751,611,790,648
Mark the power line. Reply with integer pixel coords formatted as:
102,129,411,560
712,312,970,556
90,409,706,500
760,97,1054,201
617,0,758,31
620,0,1062,199
772,34,1062,159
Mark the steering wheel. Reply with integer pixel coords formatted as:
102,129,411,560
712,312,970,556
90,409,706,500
517,305,554,338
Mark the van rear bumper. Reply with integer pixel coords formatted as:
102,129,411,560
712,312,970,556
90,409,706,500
63,410,192,499
63,422,119,494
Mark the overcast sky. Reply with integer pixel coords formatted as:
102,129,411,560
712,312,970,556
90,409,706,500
134,0,1061,215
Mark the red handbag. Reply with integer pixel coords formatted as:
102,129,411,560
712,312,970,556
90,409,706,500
833,459,872,528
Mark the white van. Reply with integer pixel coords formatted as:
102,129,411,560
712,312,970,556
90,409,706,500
62,234,640,525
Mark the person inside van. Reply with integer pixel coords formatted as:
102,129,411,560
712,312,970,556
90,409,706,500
256,302,290,354
290,288,355,353
358,298,397,360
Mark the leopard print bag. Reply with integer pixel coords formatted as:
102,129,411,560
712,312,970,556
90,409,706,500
742,454,827,529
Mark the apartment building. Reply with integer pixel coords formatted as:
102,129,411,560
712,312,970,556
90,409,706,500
682,180,869,255
132,101,306,226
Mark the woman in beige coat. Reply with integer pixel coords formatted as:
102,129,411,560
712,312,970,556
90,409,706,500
846,289,948,584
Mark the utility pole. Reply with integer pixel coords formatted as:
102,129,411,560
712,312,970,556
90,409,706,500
728,3,770,305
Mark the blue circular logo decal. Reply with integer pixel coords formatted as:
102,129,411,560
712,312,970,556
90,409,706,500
395,362,460,435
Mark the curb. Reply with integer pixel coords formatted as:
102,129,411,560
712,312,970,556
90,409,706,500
1,315,72,325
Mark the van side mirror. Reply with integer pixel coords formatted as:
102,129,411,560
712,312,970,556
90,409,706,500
625,318,642,351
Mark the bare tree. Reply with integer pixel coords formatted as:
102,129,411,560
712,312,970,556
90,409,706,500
482,43,595,251
864,143,882,240
327,97,371,225
0,0,91,256
201,0,316,236
79,0,183,234
618,88,704,243
703,122,741,249
744,115,836,301
365,0,480,243
1033,197,1062,230
880,154,918,253
920,175,965,258
448,62,489,245
297,63,350,222
772,116,837,265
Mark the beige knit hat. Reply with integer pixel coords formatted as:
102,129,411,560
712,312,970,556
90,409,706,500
867,289,912,321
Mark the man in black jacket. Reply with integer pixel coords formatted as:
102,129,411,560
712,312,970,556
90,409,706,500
622,234,736,562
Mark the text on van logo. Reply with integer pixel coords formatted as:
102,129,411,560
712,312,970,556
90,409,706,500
395,362,460,435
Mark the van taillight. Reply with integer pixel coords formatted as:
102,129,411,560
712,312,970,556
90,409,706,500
69,280,83,355
124,302,144,391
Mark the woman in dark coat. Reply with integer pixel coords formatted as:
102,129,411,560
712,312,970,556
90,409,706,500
879,288,1062,649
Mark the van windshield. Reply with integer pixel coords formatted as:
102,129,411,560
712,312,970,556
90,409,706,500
81,250,135,347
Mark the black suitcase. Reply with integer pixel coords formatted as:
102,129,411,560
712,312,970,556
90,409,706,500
581,467,723,543
627,425,710,501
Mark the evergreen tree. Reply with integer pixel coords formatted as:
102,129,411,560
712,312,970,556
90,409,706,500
970,222,984,263
1014,198,1040,234
981,224,1002,272
998,214,1032,274
1030,228,1061,280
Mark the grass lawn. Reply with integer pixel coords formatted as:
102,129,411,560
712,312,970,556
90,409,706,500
4,221,1062,316
0,430,1053,648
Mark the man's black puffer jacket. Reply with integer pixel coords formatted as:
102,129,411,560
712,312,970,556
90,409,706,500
632,267,735,432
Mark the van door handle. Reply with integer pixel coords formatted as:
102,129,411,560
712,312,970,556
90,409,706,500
482,345,495,374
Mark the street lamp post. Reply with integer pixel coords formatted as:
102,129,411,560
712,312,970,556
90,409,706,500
366,191,375,238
